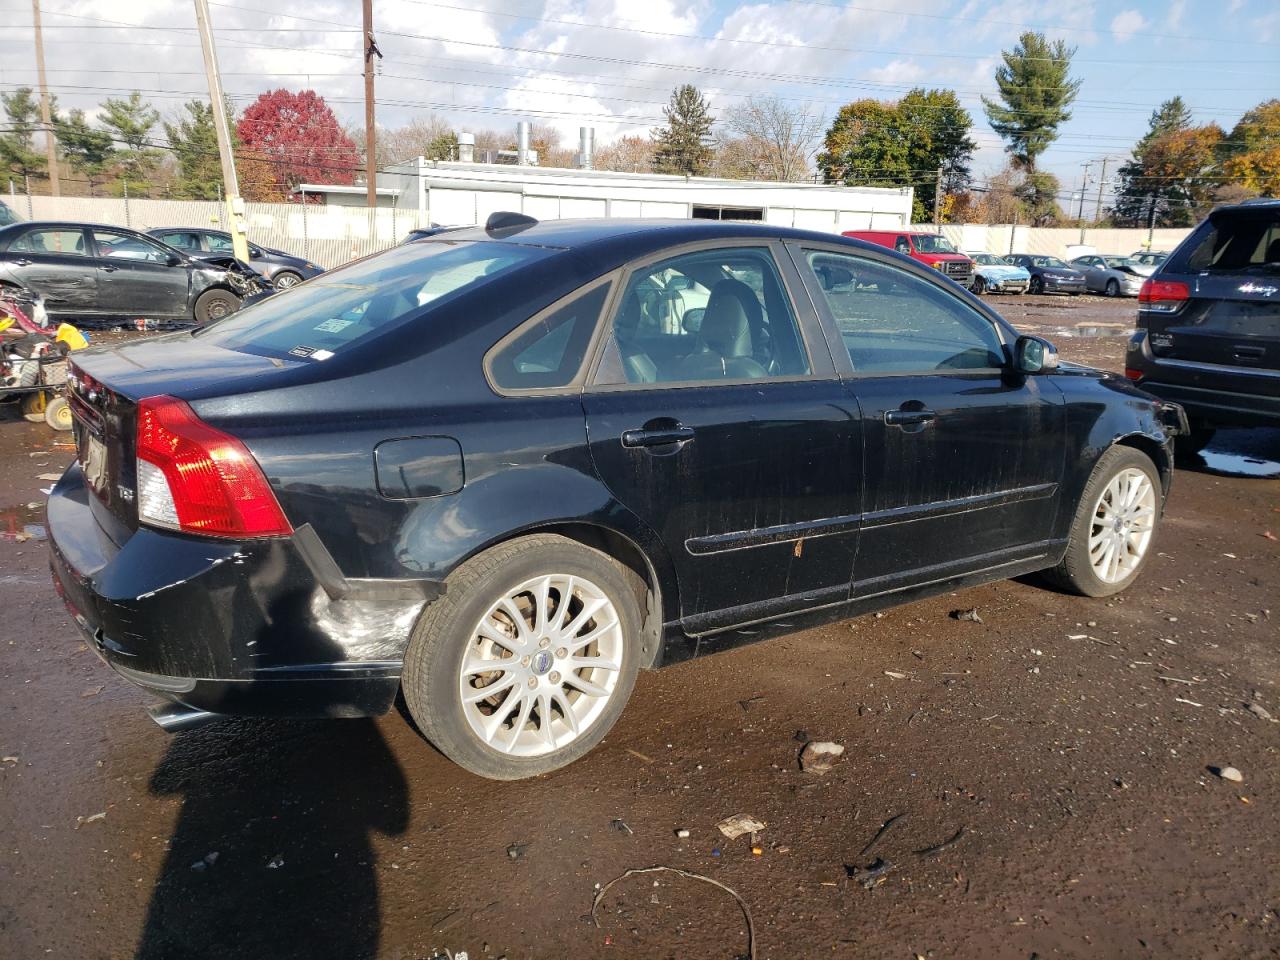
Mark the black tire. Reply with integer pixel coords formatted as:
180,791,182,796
1029,276,1044,295
1044,446,1162,598
401,534,644,780
193,288,240,324
970,276,986,295
44,395,72,431
273,271,303,290
1105,278,1120,297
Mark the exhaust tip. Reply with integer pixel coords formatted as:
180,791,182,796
147,702,218,733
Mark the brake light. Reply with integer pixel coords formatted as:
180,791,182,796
135,395,291,539
1138,279,1189,312
1124,367,1142,381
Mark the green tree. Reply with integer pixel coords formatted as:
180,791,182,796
819,100,913,187
652,85,715,176
982,32,1081,171
1016,170,1064,225
165,100,229,200
0,87,48,182
898,88,976,220
100,91,162,191
1112,97,1201,226
55,108,113,195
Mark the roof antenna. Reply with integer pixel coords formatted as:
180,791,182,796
485,211,539,237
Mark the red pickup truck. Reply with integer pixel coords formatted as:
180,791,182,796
842,230,974,287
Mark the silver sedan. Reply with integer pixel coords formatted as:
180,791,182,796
1070,255,1146,297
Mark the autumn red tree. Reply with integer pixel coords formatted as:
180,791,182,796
236,89,358,200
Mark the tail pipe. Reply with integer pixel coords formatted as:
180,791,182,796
147,702,217,733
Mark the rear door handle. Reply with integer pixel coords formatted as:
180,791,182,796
884,409,936,427
1233,345,1264,361
13,258,31,266
621,424,695,448
101,265,118,273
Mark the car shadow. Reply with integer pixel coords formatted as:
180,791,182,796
134,717,408,960
1175,427,1280,479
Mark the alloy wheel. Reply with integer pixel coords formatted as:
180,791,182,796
457,574,624,757
1088,467,1156,583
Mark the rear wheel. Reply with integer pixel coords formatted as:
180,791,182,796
1046,446,1161,597
1030,276,1044,295
273,271,302,290
1105,279,1120,297
43,395,72,431
193,288,240,324
402,534,643,779
20,390,46,422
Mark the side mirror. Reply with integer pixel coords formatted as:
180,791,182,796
166,253,183,267
249,247,262,259
1014,335,1058,374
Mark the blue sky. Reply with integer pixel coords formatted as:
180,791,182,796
2,0,1278,209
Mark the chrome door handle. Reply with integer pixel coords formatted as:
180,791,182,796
884,409,936,427
621,425,695,448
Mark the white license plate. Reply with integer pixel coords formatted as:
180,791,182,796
81,433,109,495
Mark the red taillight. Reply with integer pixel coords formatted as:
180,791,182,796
135,395,292,539
1124,367,1142,381
1138,279,1189,311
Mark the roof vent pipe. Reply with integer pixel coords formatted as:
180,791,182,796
516,121,531,166
578,127,594,170
457,132,475,163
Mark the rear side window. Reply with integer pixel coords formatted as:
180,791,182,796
9,228,86,255
1176,213,1280,273
197,240,549,360
487,280,611,392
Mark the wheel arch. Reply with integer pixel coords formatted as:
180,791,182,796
1113,431,1173,498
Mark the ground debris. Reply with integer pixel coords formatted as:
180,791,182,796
1247,702,1274,722
950,608,983,623
859,813,904,857
915,827,967,858
845,857,894,889
1212,766,1244,783
717,814,766,840
506,842,529,860
799,740,845,774
610,819,633,836
265,854,284,869
75,811,106,828
591,866,756,959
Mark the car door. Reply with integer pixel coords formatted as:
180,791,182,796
1075,256,1102,292
0,225,97,313
789,243,1067,598
90,228,191,317
582,242,862,633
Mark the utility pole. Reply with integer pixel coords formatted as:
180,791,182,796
31,0,59,196
1077,160,1093,245
362,0,382,209
932,165,945,232
193,0,249,263
1094,156,1111,224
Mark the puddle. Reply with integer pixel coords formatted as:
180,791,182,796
1053,323,1132,338
1198,451,1280,479
0,523,47,543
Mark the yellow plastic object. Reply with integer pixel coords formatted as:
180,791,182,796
55,323,88,350
0,316,13,334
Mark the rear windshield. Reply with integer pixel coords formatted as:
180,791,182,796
1173,212,1280,274
197,240,549,359
912,235,957,254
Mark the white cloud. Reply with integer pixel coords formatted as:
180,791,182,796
1167,0,1188,28
1109,9,1149,42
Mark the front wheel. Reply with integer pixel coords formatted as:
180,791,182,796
402,534,644,779
970,276,986,295
1046,446,1161,597
193,288,240,324
1029,276,1044,295
273,271,302,290
1105,278,1120,297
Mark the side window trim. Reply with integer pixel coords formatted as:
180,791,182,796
783,240,1012,379
584,238,834,391
483,271,621,397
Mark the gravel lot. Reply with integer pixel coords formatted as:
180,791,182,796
2,294,1277,959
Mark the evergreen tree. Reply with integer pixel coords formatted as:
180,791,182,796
1112,97,1197,226
982,32,1081,171
0,87,48,181
165,100,229,200
652,85,715,176
55,108,113,195
100,91,162,190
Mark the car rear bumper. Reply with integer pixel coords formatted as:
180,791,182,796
1126,332,1280,427
47,464,421,720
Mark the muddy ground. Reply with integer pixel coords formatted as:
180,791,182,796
2,295,1277,959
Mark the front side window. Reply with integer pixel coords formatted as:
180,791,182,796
158,232,201,252
197,239,549,360
9,228,86,256
911,234,957,254
487,281,611,392
804,249,1006,374
93,230,171,263
596,246,810,385
205,233,234,253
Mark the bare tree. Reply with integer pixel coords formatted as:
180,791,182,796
594,135,656,173
720,95,822,181
377,115,457,167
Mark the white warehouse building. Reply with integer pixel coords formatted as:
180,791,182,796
296,157,915,235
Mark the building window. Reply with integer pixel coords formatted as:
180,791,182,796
691,205,764,221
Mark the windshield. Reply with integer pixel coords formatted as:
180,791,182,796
1133,253,1166,266
912,234,957,254
1030,257,1067,268
973,254,1009,266
197,240,549,360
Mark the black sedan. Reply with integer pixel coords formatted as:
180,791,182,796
1005,254,1088,295
0,221,257,324
48,214,1185,779
147,227,324,289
